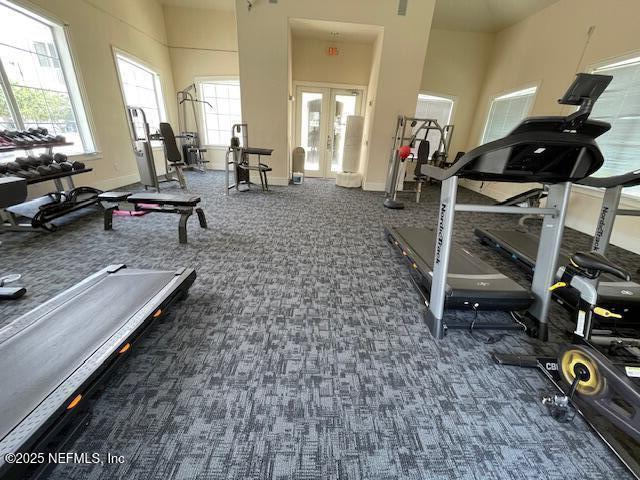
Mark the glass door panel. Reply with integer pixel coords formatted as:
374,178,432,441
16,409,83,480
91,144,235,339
329,91,361,177
295,86,363,178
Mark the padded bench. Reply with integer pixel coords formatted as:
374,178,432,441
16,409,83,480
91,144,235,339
99,191,207,243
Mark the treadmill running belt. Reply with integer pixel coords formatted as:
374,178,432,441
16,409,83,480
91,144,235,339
0,265,195,472
386,226,533,310
475,228,640,314
0,270,173,441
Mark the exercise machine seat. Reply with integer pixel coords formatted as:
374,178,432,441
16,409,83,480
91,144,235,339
413,140,430,180
159,123,185,165
570,252,631,281
127,193,201,207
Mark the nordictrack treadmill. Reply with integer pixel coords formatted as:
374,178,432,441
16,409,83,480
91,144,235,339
475,169,640,317
391,73,612,340
385,226,533,311
0,265,195,478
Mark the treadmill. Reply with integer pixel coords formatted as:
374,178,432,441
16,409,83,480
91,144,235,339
385,226,533,311
0,264,195,477
475,170,640,317
389,73,612,340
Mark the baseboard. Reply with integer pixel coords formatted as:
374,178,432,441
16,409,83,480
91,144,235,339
269,177,289,186
363,181,386,191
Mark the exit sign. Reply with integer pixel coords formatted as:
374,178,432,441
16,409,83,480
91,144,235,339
326,47,339,56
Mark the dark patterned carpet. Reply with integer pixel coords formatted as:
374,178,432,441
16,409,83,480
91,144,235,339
1,171,638,480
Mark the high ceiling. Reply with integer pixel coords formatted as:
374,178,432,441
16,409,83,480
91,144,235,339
431,0,560,32
159,0,234,11
158,0,561,34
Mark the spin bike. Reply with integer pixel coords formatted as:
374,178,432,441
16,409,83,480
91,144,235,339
495,251,640,476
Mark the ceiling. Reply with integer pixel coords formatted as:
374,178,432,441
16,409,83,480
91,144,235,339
159,0,235,11
431,0,560,32
158,0,560,34
290,18,382,43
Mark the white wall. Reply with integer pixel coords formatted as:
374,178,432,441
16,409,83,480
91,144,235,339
292,36,373,85
22,0,177,191
163,5,239,169
235,0,436,186
420,29,494,160
463,0,640,253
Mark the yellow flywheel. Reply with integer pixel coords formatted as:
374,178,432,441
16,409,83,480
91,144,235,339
559,348,605,397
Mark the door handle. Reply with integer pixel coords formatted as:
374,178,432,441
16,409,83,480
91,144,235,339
326,135,331,149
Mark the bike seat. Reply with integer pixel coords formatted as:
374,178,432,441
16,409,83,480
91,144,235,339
570,251,631,281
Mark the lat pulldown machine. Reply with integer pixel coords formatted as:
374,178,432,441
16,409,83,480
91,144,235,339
383,116,454,209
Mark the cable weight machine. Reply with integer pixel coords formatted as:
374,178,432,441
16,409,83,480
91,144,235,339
383,116,454,209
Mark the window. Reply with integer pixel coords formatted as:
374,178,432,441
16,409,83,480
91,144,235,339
114,51,165,139
481,86,537,144
590,56,640,196
0,0,95,158
414,93,454,149
198,78,241,146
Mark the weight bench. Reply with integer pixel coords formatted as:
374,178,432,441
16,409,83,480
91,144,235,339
99,191,207,243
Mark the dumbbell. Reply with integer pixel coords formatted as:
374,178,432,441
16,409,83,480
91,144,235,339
5,161,39,179
39,154,53,165
52,152,73,171
0,164,8,175
15,157,38,171
36,165,56,176
72,161,85,170
3,131,29,146
38,154,62,173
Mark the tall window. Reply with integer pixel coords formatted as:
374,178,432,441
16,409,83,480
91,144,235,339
114,51,165,137
590,56,640,196
481,86,537,144
198,78,241,146
415,93,454,150
0,0,95,157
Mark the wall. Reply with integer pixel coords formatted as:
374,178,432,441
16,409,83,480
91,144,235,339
359,33,383,179
21,0,177,191
419,29,494,159
292,36,373,85
163,5,239,169
463,0,640,253
235,0,436,187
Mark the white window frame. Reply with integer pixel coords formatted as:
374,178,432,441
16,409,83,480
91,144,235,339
480,84,538,145
196,76,241,148
416,91,456,126
112,47,167,147
0,0,98,158
575,51,640,204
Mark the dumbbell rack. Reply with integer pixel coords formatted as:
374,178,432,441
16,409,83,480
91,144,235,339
0,142,99,232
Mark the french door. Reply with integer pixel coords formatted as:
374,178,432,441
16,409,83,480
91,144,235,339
295,85,363,178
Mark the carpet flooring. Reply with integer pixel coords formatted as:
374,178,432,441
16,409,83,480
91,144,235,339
0,171,638,480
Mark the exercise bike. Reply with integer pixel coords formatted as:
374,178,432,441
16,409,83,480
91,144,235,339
495,251,640,477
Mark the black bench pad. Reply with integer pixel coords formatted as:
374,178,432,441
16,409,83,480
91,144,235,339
98,191,132,201
127,193,201,207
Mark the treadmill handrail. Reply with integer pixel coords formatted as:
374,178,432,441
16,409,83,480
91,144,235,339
578,169,640,189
